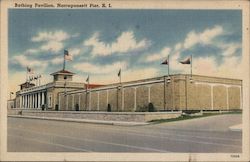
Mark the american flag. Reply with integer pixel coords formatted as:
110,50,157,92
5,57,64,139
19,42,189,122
64,50,72,61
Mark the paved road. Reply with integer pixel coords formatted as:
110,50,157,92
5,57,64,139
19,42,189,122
8,114,242,153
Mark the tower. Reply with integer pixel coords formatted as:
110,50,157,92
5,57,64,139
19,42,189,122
50,69,75,82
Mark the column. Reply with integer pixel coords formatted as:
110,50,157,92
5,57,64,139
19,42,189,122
148,86,151,103
20,95,25,108
89,92,91,111
106,90,109,105
29,94,31,108
30,94,34,108
32,94,33,108
97,92,100,111
78,94,81,110
26,95,29,108
58,94,61,110
121,88,124,111
66,95,69,110
26,95,30,108
26,94,30,108
134,87,137,111
211,85,214,110
30,94,32,108
22,95,28,108
72,94,75,110
25,95,27,108
23,96,25,108
240,86,243,109
41,92,45,105
226,86,229,110
33,94,35,108
19,95,22,108
20,95,24,108
34,93,37,108
38,92,41,108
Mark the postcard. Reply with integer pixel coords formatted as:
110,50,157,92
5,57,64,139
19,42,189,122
1,0,249,161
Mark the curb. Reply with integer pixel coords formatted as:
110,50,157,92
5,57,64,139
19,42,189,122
8,115,149,126
229,124,242,132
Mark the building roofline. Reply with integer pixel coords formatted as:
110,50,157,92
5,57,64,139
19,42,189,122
50,69,75,76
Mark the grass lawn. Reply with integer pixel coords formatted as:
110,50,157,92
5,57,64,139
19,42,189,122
150,111,242,124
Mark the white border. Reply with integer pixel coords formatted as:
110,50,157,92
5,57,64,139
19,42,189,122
1,0,249,161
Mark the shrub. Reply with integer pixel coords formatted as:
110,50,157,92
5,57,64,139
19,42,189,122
148,102,156,112
55,104,59,111
136,105,148,112
41,104,45,111
18,111,22,115
107,104,111,112
75,104,79,111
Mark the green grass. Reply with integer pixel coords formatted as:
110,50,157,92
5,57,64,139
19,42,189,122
150,111,242,124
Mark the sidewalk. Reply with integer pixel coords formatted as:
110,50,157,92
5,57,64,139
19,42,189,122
8,115,149,126
229,124,242,132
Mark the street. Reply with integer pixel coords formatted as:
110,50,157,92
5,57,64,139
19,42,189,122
8,114,242,152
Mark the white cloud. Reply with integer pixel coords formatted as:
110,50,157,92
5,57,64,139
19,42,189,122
193,56,243,79
220,42,241,57
84,31,150,56
30,30,79,53
50,57,63,65
25,48,40,55
40,40,64,53
32,30,70,42
12,55,48,69
69,48,81,58
183,25,223,49
145,47,171,62
174,43,182,51
73,61,128,74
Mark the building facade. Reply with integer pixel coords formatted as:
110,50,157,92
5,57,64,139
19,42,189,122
58,74,242,112
15,69,85,110
13,69,242,112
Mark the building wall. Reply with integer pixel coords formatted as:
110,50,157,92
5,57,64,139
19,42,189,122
176,75,242,111
16,73,242,112
124,87,135,112
53,75,243,112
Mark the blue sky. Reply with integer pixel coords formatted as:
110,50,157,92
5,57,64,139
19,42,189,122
8,9,242,93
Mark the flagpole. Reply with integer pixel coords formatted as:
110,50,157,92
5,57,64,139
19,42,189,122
63,52,66,70
120,71,121,84
191,55,192,78
88,76,90,90
26,70,28,82
168,55,170,77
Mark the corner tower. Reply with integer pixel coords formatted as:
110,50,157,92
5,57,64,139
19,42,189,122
50,69,75,82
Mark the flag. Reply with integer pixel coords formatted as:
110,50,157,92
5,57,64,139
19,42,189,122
180,57,191,64
29,76,34,81
118,69,121,77
86,75,89,82
161,58,168,65
26,66,34,74
64,50,72,61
